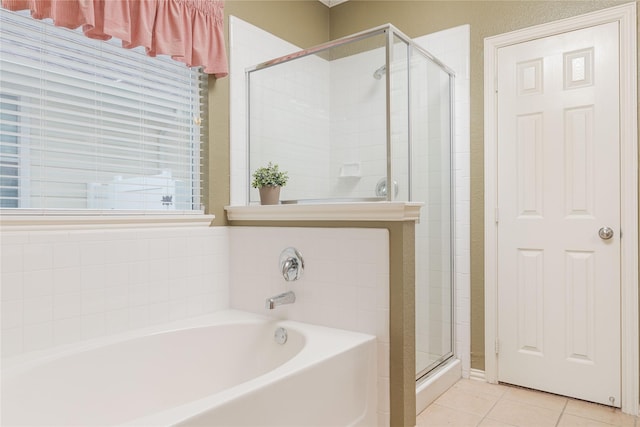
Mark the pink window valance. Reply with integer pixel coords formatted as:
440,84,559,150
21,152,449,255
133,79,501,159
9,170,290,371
1,0,228,77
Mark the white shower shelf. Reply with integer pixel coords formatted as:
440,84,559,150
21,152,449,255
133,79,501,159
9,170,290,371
338,162,361,178
225,202,423,222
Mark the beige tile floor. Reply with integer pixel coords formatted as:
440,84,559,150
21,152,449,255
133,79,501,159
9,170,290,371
417,379,639,427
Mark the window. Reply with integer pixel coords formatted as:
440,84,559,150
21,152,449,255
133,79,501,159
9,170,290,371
0,94,20,208
0,9,207,212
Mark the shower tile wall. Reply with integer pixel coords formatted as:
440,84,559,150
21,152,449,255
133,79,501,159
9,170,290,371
228,226,390,426
231,17,394,203
0,226,229,357
229,16,331,205
229,16,300,205
328,48,390,200
248,54,331,202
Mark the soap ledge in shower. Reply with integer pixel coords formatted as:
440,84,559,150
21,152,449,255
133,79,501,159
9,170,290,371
339,162,361,178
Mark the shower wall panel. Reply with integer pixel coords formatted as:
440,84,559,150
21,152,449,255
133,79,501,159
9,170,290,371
248,55,331,202
327,42,410,202
329,48,387,200
229,16,303,206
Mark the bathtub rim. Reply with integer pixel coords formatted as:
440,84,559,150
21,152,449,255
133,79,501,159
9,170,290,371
123,314,377,426
1,310,274,376
1,309,377,426
2,309,375,377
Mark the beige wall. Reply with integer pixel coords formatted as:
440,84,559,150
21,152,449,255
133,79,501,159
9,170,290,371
329,0,638,371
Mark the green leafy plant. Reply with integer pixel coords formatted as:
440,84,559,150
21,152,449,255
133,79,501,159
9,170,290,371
251,162,289,188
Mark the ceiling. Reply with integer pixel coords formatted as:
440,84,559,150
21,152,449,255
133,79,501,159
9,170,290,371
317,0,350,7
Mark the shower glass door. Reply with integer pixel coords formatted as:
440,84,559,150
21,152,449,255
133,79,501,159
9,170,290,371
412,48,454,379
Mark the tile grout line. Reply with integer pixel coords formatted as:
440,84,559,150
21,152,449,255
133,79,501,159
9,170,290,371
554,398,569,427
475,385,509,427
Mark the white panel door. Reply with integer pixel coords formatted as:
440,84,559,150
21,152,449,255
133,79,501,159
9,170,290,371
496,21,620,406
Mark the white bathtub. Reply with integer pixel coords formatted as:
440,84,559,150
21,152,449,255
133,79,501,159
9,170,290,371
1,310,378,426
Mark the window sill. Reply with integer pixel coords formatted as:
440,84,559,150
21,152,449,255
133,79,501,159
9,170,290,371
0,210,215,230
225,202,423,222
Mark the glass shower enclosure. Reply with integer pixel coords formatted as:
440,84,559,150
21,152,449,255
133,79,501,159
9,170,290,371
246,24,455,381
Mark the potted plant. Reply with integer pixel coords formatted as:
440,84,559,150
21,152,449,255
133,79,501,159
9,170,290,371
251,162,289,205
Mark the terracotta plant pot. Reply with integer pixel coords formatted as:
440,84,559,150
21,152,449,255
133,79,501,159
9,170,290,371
259,185,281,205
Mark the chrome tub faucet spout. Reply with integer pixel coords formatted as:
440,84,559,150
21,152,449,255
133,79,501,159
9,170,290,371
265,291,296,310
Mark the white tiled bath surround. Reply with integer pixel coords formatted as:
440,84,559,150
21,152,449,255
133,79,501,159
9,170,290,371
1,225,229,357
0,223,391,424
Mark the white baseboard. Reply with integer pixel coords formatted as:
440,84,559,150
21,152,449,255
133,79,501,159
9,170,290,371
469,368,486,382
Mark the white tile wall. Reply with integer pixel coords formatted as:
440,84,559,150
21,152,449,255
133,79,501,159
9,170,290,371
329,48,389,200
231,18,394,204
0,226,229,357
229,16,309,206
228,226,390,425
247,54,331,202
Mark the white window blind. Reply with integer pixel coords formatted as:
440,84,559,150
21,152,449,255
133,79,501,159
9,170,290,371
0,8,207,212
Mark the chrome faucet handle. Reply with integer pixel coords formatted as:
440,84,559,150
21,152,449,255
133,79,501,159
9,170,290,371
279,247,304,281
282,258,299,281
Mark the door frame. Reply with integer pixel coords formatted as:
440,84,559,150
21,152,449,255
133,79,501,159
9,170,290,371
483,3,638,415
